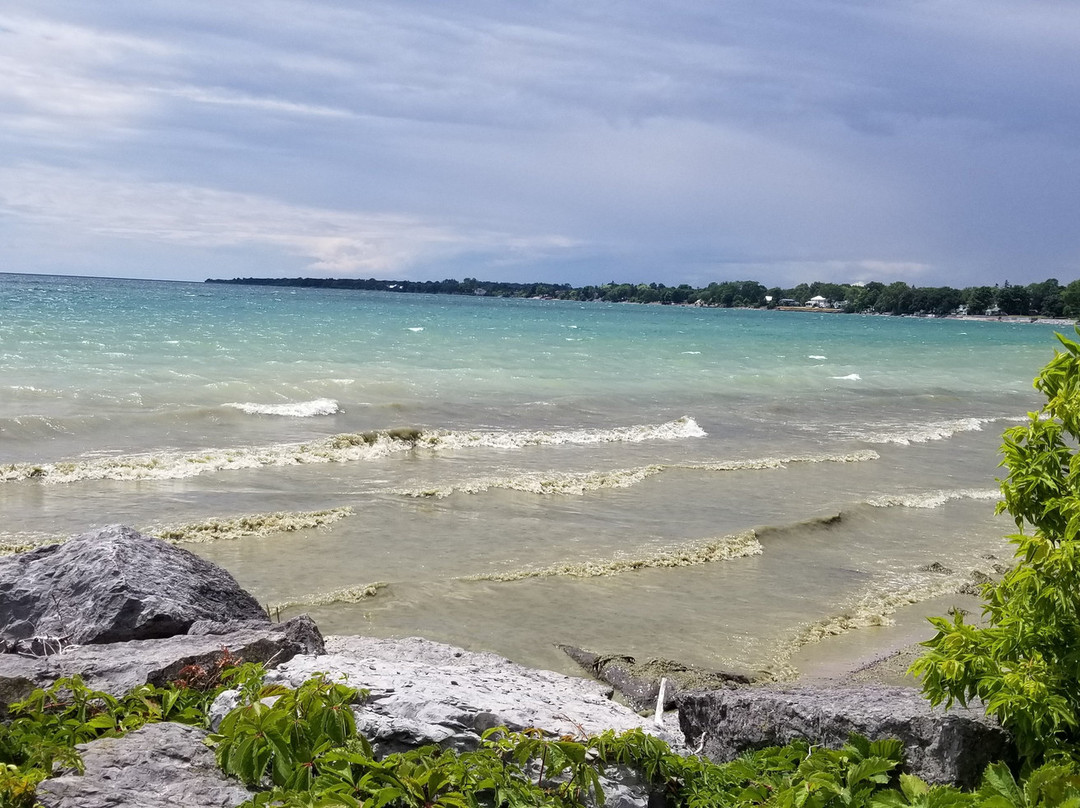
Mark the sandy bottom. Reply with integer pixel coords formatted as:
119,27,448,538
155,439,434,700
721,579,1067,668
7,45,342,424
788,592,983,687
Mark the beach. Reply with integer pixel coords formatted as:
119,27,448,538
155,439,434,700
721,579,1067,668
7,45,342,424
0,272,1059,681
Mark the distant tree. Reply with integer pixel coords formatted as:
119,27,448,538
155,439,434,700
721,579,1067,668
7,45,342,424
964,286,996,316
1028,279,1064,318
998,282,1031,316
875,281,914,315
1063,281,1080,319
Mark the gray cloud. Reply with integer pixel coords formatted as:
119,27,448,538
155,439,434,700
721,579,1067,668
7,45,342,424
1,1,1078,287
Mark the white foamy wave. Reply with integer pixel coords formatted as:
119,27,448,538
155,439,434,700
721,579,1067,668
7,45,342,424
1,418,705,484
0,531,65,556
851,417,994,445
683,449,880,472
271,581,388,612
867,488,1001,509
0,430,421,483
428,416,706,451
393,466,666,499
809,355,827,360
147,507,353,543
224,398,342,417
832,373,860,381
407,327,424,332
765,558,1004,681
396,451,880,500
463,530,763,581
681,351,702,355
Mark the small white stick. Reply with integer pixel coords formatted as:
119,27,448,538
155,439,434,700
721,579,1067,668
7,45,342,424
654,677,668,725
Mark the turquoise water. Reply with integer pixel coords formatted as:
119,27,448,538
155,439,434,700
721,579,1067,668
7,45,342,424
0,272,1065,678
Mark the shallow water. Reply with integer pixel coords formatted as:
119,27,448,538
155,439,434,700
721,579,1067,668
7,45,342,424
0,272,1059,677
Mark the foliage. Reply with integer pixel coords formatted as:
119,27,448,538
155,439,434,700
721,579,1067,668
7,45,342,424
911,330,1080,765
0,656,267,804
210,673,363,790
6,666,1080,807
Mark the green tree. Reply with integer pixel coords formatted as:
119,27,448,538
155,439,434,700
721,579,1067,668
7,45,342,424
1062,280,1080,318
964,286,996,316
998,282,1031,316
911,330,1080,766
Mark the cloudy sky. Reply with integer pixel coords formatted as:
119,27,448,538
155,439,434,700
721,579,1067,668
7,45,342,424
1,1,1078,288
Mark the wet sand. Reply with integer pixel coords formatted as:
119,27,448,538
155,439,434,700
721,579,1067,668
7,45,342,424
789,592,983,687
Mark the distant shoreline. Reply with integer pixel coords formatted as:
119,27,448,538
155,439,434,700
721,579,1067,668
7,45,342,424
205,275,1080,321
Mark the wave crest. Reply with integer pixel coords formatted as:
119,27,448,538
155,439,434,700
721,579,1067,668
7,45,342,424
148,507,354,543
394,450,880,500
224,398,342,417
1,418,704,484
867,488,1000,509
462,530,762,581
848,417,995,445
271,582,388,612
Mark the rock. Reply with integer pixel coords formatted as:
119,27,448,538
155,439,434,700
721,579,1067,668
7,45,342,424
0,525,268,649
0,616,323,712
264,636,684,756
560,644,750,713
36,721,251,808
678,685,1013,787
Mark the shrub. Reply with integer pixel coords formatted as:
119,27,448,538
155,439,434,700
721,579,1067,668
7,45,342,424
911,330,1080,766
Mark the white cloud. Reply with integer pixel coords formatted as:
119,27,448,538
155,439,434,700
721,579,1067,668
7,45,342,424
0,165,575,274
0,13,171,135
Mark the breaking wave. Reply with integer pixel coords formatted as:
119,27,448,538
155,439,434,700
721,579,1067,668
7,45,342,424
430,416,706,450
681,450,880,473
394,450,880,499
223,398,342,417
846,417,996,445
147,507,354,543
0,417,703,484
764,559,1004,681
0,532,63,556
462,531,763,581
866,488,1001,509
394,466,665,498
271,582,388,612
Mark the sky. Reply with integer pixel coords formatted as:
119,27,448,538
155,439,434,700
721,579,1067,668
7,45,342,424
1,1,1078,289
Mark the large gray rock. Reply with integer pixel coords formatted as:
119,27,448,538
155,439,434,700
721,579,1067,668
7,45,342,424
261,636,684,756
0,616,323,711
678,685,1013,788
36,721,250,808
0,525,268,648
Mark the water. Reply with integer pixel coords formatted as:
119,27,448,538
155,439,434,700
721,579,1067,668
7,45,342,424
0,272,1063,679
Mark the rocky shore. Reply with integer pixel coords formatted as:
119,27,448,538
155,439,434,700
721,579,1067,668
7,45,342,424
1,525,1013,807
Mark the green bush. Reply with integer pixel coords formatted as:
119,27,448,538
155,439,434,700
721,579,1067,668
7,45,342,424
911,330,1080,766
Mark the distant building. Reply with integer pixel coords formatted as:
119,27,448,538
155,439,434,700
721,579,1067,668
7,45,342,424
807,295,830,308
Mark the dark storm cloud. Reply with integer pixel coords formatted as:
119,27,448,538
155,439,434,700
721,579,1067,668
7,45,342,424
0,1,1077,286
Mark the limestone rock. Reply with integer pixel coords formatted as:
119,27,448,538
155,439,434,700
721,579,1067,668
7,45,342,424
0,525,267,649
265,635,685,755
678,685,1013,787
36,721,250,808
0,616,323,712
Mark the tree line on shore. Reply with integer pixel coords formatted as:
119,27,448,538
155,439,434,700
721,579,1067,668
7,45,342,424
207,275,1080,317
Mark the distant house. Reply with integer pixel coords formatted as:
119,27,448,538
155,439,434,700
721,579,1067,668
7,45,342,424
807,295,830,308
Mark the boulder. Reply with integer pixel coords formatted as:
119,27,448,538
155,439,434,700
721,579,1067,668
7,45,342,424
0,525,268,649
36,721,250,808
560,644,750,713
677,685,1013,787
260,635,685,756
0,616,323,712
